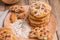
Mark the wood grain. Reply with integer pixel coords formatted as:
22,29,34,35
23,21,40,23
48,0,60,40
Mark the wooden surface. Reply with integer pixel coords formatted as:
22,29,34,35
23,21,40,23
0,0,59,40
48,0,60,40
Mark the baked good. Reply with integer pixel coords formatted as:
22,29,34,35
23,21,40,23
28,27,52,40
9,5,25,13
28,2,56,40
28,12,50,21
28,2,51,27
9,5,26,23
2,0,19,4
28,14,56,40
3,1,56,40
28,15,50,26
30,2,51,18
0,27,17,40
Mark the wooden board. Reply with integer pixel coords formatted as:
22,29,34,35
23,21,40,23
53,32,58,40
0,0,59,40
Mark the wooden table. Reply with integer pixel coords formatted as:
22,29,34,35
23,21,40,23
0,0,59,40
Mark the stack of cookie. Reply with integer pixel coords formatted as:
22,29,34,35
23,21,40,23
28,2,51,27
28,2,54,40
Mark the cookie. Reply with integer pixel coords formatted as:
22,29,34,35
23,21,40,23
2,0,19,4
9,5,26,23
28,13,50,22
29,21,48,27
0,27,16,40
9,5,26,19
28,17,49,25
28,27,52,40
28,15,50,27
9,5,25,13
30,2,51,18
28,2,51,27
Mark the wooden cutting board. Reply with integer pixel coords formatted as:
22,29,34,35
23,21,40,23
0,0,58,40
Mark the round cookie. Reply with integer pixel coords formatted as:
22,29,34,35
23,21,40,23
28,15,50,25
0,27,16,40
28,13,50,22
9,5,25,13
28,15,50,27
9,5,26,23
30,2,51,18
29,21,48,27
2,0,19,4
9,5,26,19
28,19,49,27
28,27,52,40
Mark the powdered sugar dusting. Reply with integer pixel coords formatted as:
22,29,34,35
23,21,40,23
10,20,31,38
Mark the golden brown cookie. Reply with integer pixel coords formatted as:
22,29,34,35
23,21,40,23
28,27,52,40
28,2,51,27
9,5,26,23
28,16,49,25
9,5,25,13
0,27,17,40
28,14,56,40
28,13,50,27
29,21,48,27
28,13,50,22
30,2,51,18
2,0,19,4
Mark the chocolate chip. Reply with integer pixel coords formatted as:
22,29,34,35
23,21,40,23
17,17,20,19
20,10,23,13
30,31,32,33
17,15,22,19
40,34,42,36
44,32,46,35
47,30,49,33
41,4,45,10
40,30,43,32
34,11,37,14
15,7,17,9
2,37,4,38
35,29,37,31
39,26,42,28
5,34,11,38
44,9,47,12
33,33,36,35
21,7,23,8
41,7,44,9
3,31,6,33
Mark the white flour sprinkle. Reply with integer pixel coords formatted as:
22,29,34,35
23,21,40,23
10,20,31,38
